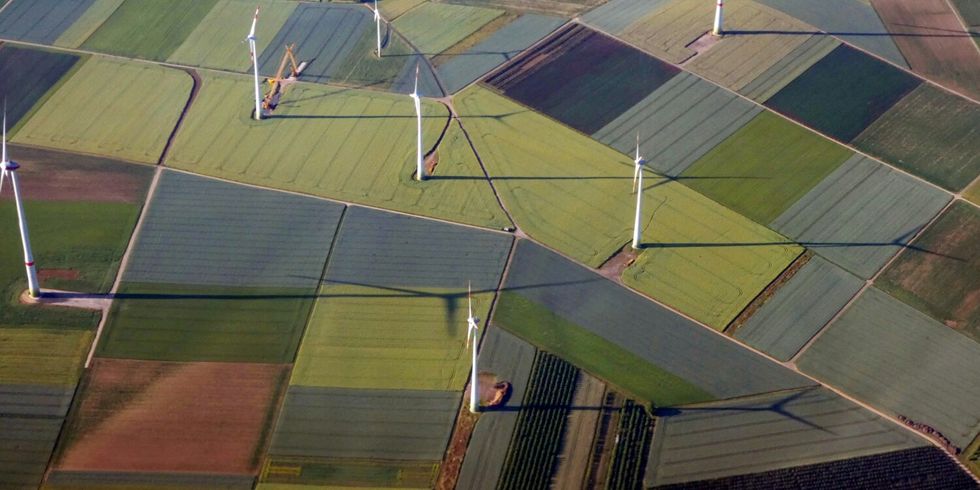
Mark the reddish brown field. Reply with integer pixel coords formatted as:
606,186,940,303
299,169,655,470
54,359,287,475
871,0,980,99
1,145,152,202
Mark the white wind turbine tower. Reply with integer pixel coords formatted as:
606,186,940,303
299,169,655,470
632,133,645,250
1,111,40,298
713,0,724,35
374,0,383,58
466,282,480,413
410,63,424,181
247,6,262,120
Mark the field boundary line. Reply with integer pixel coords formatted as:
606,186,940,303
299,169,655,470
944,0,980,57
157,67,201,166
454,117,518,229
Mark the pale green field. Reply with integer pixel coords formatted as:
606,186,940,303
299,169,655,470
455,86,800,328
0,329,93,387
965,181,980,205
12,57,192,164
168,0,297,72
53,0,126,48
166,72,509,229
393,2,503,55
290,284,494,391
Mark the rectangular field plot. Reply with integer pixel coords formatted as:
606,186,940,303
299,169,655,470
0,46,80,130
771,155,950,279
485,23,680,135
12,57,191,164
52,0,127,49
168,0,296,72
167,73,509,229
123,171,342,289
261,459,437,489
681,111,853,224
45,471,255,489
798,288,980,448
878,201,980,344
740,35,840,103
645,387,925,486
765,44,922,142
394,2,503,55
735,257,863,361
966,180,980,206
54,359,287,475
0,416,63,489
498,241,811,406
580,0,674,34
593,72,761,176
853,84,980,191
0,329,92,387
81,0,219,61
0,0,96,44
0,384,74,418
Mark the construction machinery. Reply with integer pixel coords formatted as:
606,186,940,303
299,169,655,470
262,43,308,112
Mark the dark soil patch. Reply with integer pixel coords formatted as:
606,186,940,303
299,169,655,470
1,145,153,203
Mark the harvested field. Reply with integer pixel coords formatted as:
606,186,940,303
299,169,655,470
442,0,601,16
53,0,127,48
0,0,97,44
0,328,93,386
13,57,191,164
551,373,605,490
681,111,853,224
97,282,315,363
871,0,980,99
457,327,536,490
498,241,811,405
765,44,922,142
81,0,219,61
3,145,154,203
593,72,761,176
735,256,863,361
168,0,297,72
645,387,924,486
772,154,950,278
437,13,565,95
54,359,287,475
853,83,980,191
739,35,840,102
798,287,980,448
0,416,63,489
580,0,674,34
878,201,980,343
167,73,509,229
394,2,503,56
755,0,909,67
485,23,680,135
966,180,980,205
616,0,711,64
0,46,80,130
122,171,343,289
952,0,980,48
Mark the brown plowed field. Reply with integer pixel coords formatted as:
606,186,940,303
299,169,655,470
54,359,287,475
1,145,152,203
871,0,980,99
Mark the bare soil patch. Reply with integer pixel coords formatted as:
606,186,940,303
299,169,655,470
2,145,152,203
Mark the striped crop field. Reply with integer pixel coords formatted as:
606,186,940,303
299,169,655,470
393,2,504,56
0,46,80,131
0,416,64,489
798,287,980,448
81,0,219,61
12,57,192,164
0,329,93,387
645,387,925,486
52,0,126,48
771,155,950,279
167,72,509,229
681,111,853,225
0,0,97,44
580,0,674,34
739,36,840,103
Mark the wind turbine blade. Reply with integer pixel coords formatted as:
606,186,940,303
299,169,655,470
374,0,380,20
635,132,640,161
2,103,6,164
413,62,419,96
468,281,473,319
248,6,259,39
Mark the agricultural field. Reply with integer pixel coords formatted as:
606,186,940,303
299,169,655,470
871,0,980,99
52,0,126,49
80,0,218,61
497,240,811,406
0,329,92,387
765,45,922,142
952,0,980,48
645,387,925,486
966,180,980,205
734,256,864,361
771,154,951,279
580,0,674,34
606,400,654,490
12,57,191,164
853,83,980,191
168,0,297,72
167,72,510,229
379,0,426,20
739,36,840,102
0,416,64,489
443,0,601,17
394,2,503,56
680,111,853,224
0,0,97,44
593,72,762,176
485,23,680,135
798,287,980,449
877,201,980,343
0,46,80,130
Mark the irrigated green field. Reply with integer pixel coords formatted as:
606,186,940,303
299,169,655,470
167,72,509,229
81,0,219,61
12,57,191,164
393,2,504,55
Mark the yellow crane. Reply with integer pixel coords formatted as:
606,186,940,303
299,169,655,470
262,43,308,112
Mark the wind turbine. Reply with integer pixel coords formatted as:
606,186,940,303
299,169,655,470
1,110,40,298
374,0,383,58
247,6,262,120
466,282,480,413
632,133,645,250
713,0,724,35
410,63,424,181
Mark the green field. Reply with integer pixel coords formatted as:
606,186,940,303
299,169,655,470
13,57,191,164
81,0,219,61
681,111,854,225
393,2,504,55
53,0,126,48
380,0,426,20
168,0,296,72
878,201,980,343
0,329,93,387
167,72,509,229
740,36,840,102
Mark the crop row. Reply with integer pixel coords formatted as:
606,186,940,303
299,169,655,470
606,400,654,490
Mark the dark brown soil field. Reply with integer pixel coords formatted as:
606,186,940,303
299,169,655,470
1,145,153,203
54,359,287,475
872,0,980,99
